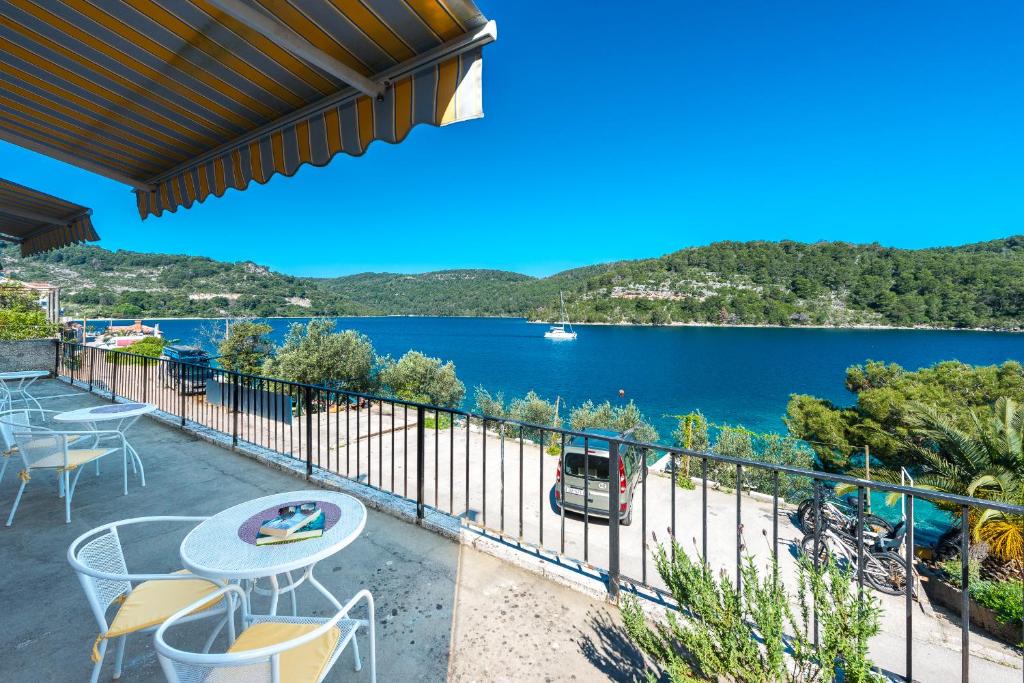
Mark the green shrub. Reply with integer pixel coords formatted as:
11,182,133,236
106,336,166,365
938,557,1023,625
621,535,882,682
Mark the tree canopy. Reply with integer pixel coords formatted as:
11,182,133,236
786,359,1024,471
378,351,465,408
217,321,274,375
262,319,375,391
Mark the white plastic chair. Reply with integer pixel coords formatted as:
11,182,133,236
156,583,376,683
5,415,124,525
68,517,234,683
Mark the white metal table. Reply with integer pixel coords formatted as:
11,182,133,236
180,490,367,621
53,402,154,494
0,370,49,412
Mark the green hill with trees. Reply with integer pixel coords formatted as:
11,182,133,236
0,243,367,319
4,237,1024,329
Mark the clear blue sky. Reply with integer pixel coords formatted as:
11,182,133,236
3,2,1023,277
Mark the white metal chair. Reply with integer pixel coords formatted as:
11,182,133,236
5,416,124,525
68,517,234,683
156,583,376,683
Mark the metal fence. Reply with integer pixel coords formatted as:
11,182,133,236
55,341,1024,681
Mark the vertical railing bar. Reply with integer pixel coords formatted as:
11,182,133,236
416,406,425,519
559,433,566,555
449,410,454,512
583,435,589,564
608,439,621,600
393,402,398,494
772,470,779,572
434,409,439,508
906,494,915,682
379,400,383,488
670,452,677,562
538,428,544,547
518,425,524,540
701,457,708,563
856,486,865,596
735,463,742,591
482,418,487,528
813,480,821,648
642,449,648,585
465,415,470,517
499,424,505,533
961,505,970,682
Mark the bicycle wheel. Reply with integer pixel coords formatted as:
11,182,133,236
799,532,856,570
797,498,814,530
862,551,913,596
862,514,894,535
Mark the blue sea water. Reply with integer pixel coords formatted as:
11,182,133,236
132,316,1023,437
97,316,1022,542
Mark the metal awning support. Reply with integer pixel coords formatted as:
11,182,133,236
0,130,155,192
204,0,384,100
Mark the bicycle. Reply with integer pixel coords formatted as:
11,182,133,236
800,521,915,596
797,494,894,537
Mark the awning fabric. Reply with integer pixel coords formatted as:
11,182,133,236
0,1,495,219
0,178,98,256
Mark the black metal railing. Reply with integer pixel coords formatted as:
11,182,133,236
55,341,1024,681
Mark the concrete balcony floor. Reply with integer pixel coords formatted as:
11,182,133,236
2,381,640,682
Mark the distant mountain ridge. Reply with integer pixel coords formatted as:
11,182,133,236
3,237,1023,329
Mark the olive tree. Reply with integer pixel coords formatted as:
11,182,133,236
263,319,375,391
379,350,465,408
217,321,274,375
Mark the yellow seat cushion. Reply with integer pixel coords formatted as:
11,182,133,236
106,572,221,638
31,448,115,470
226,622,342,683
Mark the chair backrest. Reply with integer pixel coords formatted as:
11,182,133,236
11,428,69,469
158,657,273,683
156,585,274,683
0,410,29,453
70,528,132,628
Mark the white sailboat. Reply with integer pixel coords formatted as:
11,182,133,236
544,292,577,340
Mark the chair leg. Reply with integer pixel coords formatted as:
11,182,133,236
6,479,26,526
122,449,128,496
65,470,72,524
113,636,126,680
0,457,7,485
368,615,377,683
90,638,107,683
351,629,362,671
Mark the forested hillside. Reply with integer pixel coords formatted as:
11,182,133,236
0,243,366,318
535,238,1024,329
314,264,612,316
3,238,1023,329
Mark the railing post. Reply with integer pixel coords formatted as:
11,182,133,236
88,346,94,392
608,440,621,600
416,405,425,520
110,355,118,403
304,385,313,477
232,373,240,447
54,339,60,378
179,363,186,427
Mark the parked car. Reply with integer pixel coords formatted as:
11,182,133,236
553,429,647,525
160,345,213,395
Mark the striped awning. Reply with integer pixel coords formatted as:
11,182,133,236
0,1,496,219
0,178,98,256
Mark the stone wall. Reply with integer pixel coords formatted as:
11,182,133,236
0,339,57,374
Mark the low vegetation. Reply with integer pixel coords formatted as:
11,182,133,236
621,537,882,682
0,285,57,340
